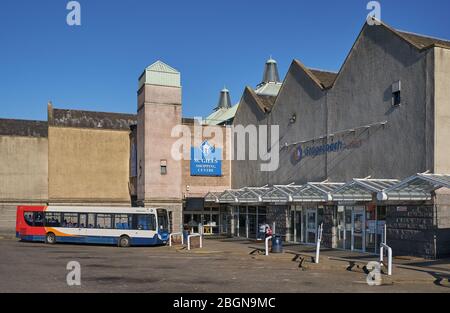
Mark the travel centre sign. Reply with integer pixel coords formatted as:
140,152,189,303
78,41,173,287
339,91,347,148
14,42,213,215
190,141,222,176
294,139,364,162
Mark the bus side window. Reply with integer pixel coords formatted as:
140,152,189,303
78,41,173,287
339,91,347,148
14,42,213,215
132,214,156,231
45,212,61,227
115,214,131,230
24,212,34,227
34,212,44,227
62,213,78,228
97,214,112,229
88,213,96,228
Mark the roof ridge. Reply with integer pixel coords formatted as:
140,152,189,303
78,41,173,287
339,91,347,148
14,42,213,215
307,67,338,74
53,107,137,117
395,29,450,44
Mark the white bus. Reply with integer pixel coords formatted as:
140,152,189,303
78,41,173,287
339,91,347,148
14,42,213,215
16,206,170,247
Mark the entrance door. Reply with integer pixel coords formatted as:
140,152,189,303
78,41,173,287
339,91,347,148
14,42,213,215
337,207,345,249
238,210,246,237
351,207,365,252
247,207,258,239
306,209,317,244
295,210,302,243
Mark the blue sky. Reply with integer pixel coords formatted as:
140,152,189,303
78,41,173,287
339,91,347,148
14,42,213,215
1,0,450,121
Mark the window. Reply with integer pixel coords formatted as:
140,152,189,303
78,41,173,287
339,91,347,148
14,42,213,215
160,160,167,175
132,214,156,231
79,214,88,228
34,212,44,227
392,81,401,106
24,212,34,227
62,213,78,228
96,214,112,229
115,214,132,230
45,212,62,227
87,213,96,228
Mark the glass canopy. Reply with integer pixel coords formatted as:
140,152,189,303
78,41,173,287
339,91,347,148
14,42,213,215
378,174,450,201
332,179,399,202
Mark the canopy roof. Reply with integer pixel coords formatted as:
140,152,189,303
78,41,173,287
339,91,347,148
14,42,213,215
378,173,450,201
204,192,222,203
261,185,304,203
332,179,399,202
291,182,345,202
207,174,450,205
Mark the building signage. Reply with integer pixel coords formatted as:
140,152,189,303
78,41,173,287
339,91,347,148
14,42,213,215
294,139,364,162
190,141,222,176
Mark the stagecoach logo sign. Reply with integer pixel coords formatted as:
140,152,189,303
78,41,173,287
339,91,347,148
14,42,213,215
190,141,222,176
295,139,364,162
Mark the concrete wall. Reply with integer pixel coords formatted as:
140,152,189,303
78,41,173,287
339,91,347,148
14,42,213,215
232,23,436,188
0,136,48,202
435,188,450,257
434,47,450,174
326,24,433,182
0,135,48,234
48,127,131,204
182,123,231,198
137,83,183,232
269,61,328,185
231,88,270,188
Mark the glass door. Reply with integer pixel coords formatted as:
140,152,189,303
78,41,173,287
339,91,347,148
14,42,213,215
352,207,365,252
247,207,257,239
336,207,345,249
306,209,317,244
238,207,247,237
295,210,303,243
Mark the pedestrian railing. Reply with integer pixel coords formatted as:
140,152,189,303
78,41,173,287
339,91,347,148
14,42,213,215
187,233,203,251
315,223,323,264
265,236,273,256
169,232,183,247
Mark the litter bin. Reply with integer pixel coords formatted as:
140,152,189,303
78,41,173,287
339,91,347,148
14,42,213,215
271,235,283,253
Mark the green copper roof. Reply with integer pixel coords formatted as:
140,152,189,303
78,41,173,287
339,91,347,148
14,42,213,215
138,60,181,89
204,104,239,125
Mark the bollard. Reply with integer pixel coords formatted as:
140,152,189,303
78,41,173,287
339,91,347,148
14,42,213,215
187,233,203,251
265,236,273,256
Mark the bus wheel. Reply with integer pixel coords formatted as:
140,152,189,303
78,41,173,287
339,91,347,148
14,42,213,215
118,236,130,248
45,232,56,245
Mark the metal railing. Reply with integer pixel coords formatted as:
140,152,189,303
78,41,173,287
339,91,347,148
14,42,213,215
315,223,323,264
187,233,203,251
379,224,393,276
265,236,273,256
169,232,183,247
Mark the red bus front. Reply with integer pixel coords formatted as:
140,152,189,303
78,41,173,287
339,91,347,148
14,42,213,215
16,206,47,241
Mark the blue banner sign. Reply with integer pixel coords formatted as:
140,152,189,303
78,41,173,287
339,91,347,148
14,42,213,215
190,141,222,176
